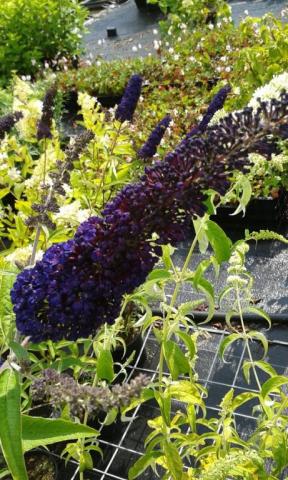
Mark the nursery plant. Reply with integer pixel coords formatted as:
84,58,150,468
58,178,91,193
50,2,288,154
0,47,288,478
0,0,87,87
125,226,288,479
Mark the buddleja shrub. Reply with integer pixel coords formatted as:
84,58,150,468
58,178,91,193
0,0,87,87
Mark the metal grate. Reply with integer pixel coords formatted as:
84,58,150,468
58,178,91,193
51,320,288,479
52,234,288,478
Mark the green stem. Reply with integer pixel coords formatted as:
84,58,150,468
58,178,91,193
79,370,99,480
158,216,207,386
273,396,288,423
235,284,262,391
94,123,123,209
43,138,47,185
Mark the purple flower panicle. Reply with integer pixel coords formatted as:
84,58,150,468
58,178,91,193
165,85,231,162
37,86,57,140
0,112,23,140
11,93,288,342
115,75,142,123
197,84,232,132
31,368,150,418
138,115,171,159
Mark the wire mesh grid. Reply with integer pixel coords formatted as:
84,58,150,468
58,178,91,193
46,232,288,479
51,320,288,480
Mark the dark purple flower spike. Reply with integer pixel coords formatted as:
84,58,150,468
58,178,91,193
138,115,171,160
165,84,231,162
37,86,57,141
0,112,23,140
115,75,142,123
11,93,288,342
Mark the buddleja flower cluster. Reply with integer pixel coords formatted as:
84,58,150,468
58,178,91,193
31,368,150,418
138,115,171,159
36,86,57,140
0,112,23,140
115,74,142,122
11,90,288,341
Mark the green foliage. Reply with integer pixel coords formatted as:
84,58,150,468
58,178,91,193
245,229,288,244
149,0,232,34
126,220,288,479
0,369,28,480
0,259,18,353
0,87,145,253
228,145,288,200
0,0,87,86
21,415,98,452
0,1,288,476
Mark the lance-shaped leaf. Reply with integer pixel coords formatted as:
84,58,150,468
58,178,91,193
0,369,28,480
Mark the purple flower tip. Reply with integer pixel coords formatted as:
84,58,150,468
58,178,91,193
115,75,142,123
138,115,171,160
0,112,23,140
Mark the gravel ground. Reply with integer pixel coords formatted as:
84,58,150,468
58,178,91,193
83,0,288,61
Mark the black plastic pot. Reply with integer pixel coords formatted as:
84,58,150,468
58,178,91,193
112,332,146,365
62,90,122,119
212,195,287,233
134,0,160,11
19,450,59,480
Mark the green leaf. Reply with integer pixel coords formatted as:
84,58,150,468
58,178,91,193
163,340,190,380
205,220,232,263
219,286,234,307
219,333,244,361
194,277,215,323
232,391,259,411
245,306,271,328
193,217,208,253
271,430,288,475
243,360,277,384
161,244,176,270
168,381,204,406
193,259,212,287
0,259,18,348
178,300,205,316
176,331,196,360
260,375,288,399
231,176,252,216
128,451,162,479
79,451,93,472
21,415,99,452
0,188,10,200
0,469,10,479
147,269,172,282
96,348,114,382
9,341,29,362
102,407,118,426
247,331,268,359
224,309,238,331
163,440,183,479
0,369,28,480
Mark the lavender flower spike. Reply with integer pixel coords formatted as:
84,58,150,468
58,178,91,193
138,115,171,160
0,112,23,140
115,75,142,122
